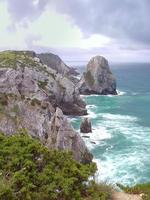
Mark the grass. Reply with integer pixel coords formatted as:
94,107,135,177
85,181,113,200
117,183,150,200
30,98,41,106
0,51,36,69
0,50,57,83
0,93,8,106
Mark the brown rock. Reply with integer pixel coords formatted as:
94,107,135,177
80,117,92,133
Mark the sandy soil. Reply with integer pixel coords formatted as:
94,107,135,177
112,191,142,200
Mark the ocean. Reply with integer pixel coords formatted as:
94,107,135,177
70,63,150,186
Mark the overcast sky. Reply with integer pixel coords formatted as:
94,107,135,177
0,0,150,63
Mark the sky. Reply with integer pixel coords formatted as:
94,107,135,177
0,0,150,63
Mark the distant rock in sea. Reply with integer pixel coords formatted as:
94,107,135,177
80,117,92,133
78,56,117,95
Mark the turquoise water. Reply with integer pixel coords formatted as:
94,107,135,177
71,63,150,186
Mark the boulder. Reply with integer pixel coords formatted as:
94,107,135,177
47,107,93,163
80,118,92,133
78,56,117,95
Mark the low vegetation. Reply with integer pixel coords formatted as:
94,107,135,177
38,80,48,89
30,98,41,106
0,130,112,200
0,50,57,81
117,183,150,200
0,51,36,69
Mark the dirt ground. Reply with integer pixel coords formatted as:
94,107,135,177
112,191,142,200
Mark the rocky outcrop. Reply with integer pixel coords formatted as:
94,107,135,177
0,50,90,163
80,118,92,133
78,56,117,95
38,53,79,76
47,107,93,163
0,51,87,116
0,93,54,143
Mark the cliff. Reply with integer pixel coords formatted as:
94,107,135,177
38,52,79,78
0,50,91,163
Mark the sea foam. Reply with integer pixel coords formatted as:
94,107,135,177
117,90,127,96
101,113,137,122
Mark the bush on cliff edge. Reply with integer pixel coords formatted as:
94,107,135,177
0,130,111,200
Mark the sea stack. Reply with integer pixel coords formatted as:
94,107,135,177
80,118,92,133
78,56,117,95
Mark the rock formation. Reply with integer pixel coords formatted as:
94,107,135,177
0,50,87,116
38,53,79,76
47,107,93,163
80,118,92,133
0,50,90,163
78,56,117,95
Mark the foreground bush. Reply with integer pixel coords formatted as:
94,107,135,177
0,130,111,200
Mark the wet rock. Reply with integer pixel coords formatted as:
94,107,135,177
80,117,92,133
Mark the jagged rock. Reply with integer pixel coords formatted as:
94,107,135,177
0,93,54,143
80,118,92,133
78,56,117,95
0,50,91,163
47,107,93,163
38,53,79,76
0,50,87,116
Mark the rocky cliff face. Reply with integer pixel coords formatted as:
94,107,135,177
38,53,79,76
0,50,90,163
78,56,117,95
0,51,87,115
47,107,92,163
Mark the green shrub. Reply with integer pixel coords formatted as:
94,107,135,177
38,80,48,89
0,131,111,200
0,93,8,106
86,181,112,200
30,98,41,106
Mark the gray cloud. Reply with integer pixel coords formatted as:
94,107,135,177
53,0,150,45
5,0,49,22
4,0,150,45
2,0,150,63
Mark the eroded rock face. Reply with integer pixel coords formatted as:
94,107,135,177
80,118,92,133
0,51,87,117
0,50,90,163
47,107,93,163
0,94,54,143
38,53,79,76
78,56,117,95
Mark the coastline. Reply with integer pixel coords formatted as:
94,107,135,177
70,80,150,186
